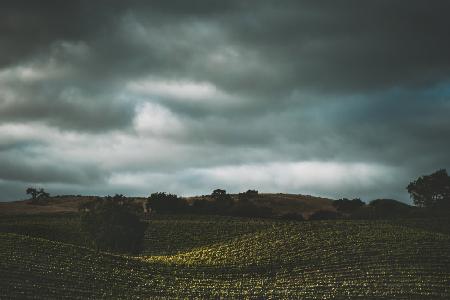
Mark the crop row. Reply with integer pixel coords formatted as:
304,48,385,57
1,217,450,298
141,215,272,255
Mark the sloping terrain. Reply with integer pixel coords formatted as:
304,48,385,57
0,213,90,247
0,196,96,215
187,192,335,217
1,215,450,299
142,214,272,255
0,193,332,217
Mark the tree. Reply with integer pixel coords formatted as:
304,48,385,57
80,198,147,253
369,199,412,218
211,189,233,213
238,189,259,202
26,187,50,204
332,198,365,213
407,169,450,209
212,189,227,197
146,192,187,213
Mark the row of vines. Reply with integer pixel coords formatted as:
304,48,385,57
1,215,450,298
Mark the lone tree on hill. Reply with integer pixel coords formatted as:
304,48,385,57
407,169,450,210
212,189,227,197
211,189,233,212
26,187,50,204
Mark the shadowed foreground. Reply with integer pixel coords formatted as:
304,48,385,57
1,216,450,299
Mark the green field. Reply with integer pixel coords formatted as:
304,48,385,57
1,214,450,298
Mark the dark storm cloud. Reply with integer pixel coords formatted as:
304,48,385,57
1,1,449,201
0,1,97,68
222,1,450,93
3,1,450,92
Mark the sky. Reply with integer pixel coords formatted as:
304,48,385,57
1,1,450,202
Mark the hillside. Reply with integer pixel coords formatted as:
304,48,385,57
0,196,146,216
0,196,97,215
1,214,450,298
187,192,335,217
0,193,333,217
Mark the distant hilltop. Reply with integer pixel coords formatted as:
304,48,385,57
0,193,334,218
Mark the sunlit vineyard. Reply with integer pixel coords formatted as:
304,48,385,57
1,214,450,298
141,214,273,255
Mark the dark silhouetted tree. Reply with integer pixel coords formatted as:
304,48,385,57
26,187,50,204
80,198,147,253
368,199,412,218
211,189,233,213
407,169,450,210
333,198,365,213
238,189,259,202
146,192,187,213
212,189,227,197
191,199,215,214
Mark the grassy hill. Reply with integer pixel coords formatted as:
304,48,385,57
1,214,450,299
188,192,334,217
0,193,333,217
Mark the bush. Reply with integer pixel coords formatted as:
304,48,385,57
80,197,147,253
351,199,413,219
332,198,365,213
369,199,412,218
190,199,218,214
211,189,234,213
146,192,187,213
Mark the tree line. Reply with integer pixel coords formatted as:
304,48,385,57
26,169,450,253
145,189,273,218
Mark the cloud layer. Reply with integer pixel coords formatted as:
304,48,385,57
1,1,450,202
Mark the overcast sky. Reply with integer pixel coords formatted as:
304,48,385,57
1,1,450,202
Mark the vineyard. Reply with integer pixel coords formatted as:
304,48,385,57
1,214,450,298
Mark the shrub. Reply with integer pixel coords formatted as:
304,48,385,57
238,190,259,202
351,199,412,219
333,198,365,213
369,199,412,218
80,197,147,253
190,199,218,214
211,189,234,213
146,192,187,213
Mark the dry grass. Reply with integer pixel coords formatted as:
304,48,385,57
0,196,92,215
187,193,335,218
0,193,334,217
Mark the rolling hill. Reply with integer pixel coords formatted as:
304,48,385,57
0,193,334,218
1,214,449,299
